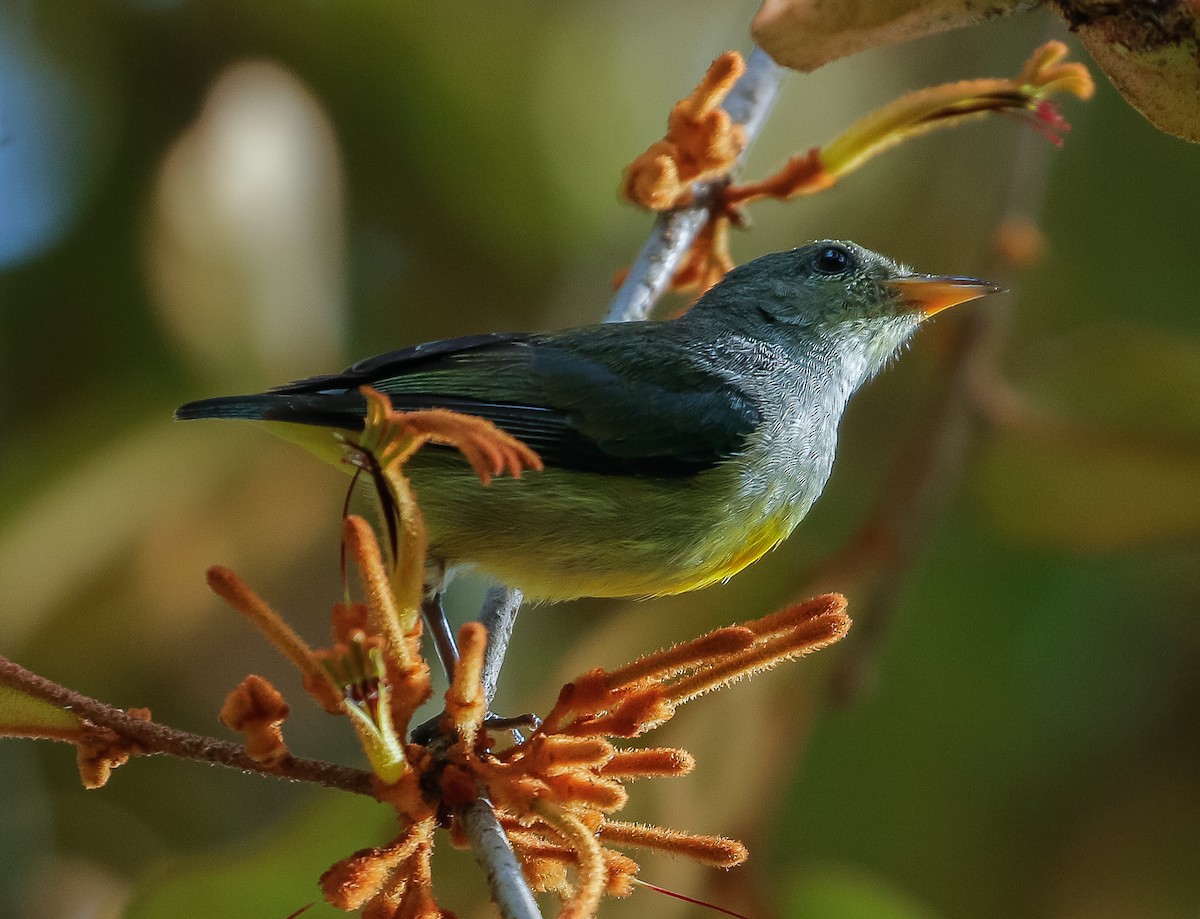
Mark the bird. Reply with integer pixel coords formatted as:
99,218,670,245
177,240,998,603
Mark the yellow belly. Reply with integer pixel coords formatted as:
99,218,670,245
683,513,793,591
409,453,800,601
262,421,802,602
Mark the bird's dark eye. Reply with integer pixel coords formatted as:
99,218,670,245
813,245,854,275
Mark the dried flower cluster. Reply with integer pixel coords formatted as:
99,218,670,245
311,591,848,918
76,708,153,788
481,593,849,913
619,51,747,211
205,390,851,918
621,42,1093,297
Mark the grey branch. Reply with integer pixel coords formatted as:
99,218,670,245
461,799,543,918
480,42,784,706
461,45,786,919
479,583,527,704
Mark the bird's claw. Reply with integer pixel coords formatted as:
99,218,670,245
483,711,541,733
410,709,540,747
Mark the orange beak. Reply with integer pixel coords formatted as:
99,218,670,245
886,275,1003,318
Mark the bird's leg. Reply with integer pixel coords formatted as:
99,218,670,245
410,709,539,747
419,559,459,677
411,587,539,746
483,712,541,733
421,591,460,676
411,564,538,747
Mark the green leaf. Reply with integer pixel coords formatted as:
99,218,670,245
751,0,1030,74
976,432,1200,551
0,683,83,736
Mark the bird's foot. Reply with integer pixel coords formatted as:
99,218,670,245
482,711,541,733
410,709,541,747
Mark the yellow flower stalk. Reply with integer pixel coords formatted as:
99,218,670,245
818,40,1095,182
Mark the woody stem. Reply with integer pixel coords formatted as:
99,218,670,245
0,656,375,795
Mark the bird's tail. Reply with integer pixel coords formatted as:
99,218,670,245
175,393,278,421
175,392,366,431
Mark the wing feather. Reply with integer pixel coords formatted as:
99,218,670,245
180,327,760,477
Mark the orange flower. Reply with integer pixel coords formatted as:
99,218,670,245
620,52,747,210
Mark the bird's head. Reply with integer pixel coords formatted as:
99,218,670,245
692,239,1000,384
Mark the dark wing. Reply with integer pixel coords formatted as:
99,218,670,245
267,333,526,394
177,327,760,477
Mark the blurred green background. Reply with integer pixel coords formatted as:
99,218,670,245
2,2,1198,918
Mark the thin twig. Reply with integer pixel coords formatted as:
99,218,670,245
0,656,376,796
458,45,787,919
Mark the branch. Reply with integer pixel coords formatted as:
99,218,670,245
0,656,376,796
478,583,526,704
459,45,786,919
460,798,544,918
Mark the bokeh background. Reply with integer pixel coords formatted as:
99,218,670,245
2,2,1199,918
